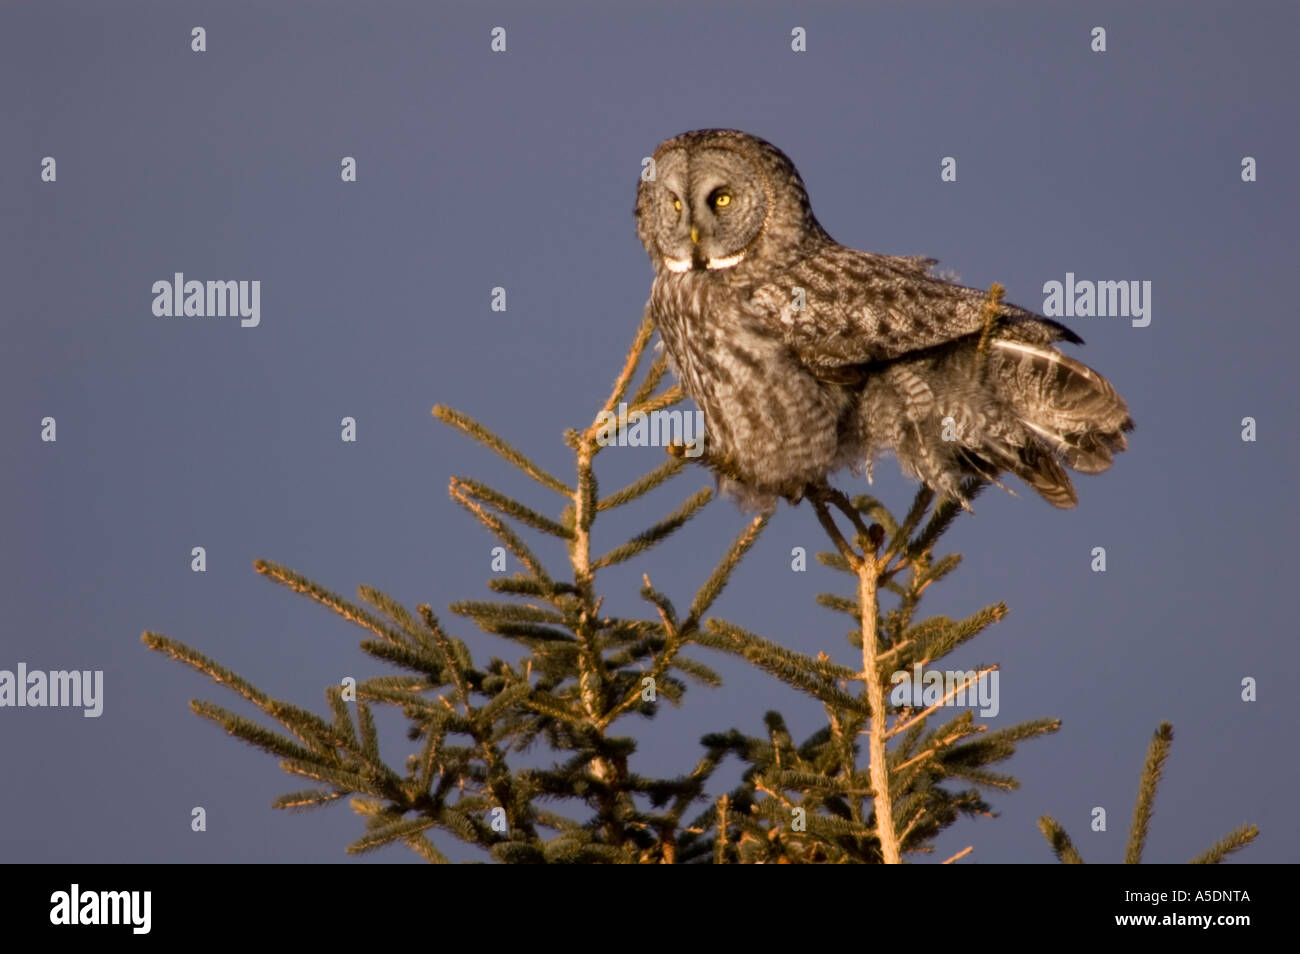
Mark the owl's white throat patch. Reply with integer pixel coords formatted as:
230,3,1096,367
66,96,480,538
662,252,746,273
706,252,745,270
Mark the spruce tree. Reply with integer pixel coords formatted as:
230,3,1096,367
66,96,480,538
144,296,1258,863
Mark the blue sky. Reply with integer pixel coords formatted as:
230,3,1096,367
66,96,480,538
2,0,1296,863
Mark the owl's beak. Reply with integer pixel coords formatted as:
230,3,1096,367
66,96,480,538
690,226,700,245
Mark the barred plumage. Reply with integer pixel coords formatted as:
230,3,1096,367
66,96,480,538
635,129,1133,511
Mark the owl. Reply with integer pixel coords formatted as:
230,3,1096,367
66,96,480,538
634,128,1133,511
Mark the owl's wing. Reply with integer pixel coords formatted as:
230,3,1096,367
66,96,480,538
751,245,1081,381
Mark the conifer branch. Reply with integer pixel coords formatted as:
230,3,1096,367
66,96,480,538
189,700,324,764
357,640,446,680
856,526,901,864
449,601,570,628
487,576,581,598
1039,721,1258,864
714,795,730,865
597,455,686,511
665,655,721,687
327,686,359,749
253,560,413,649
272,789,348,810
972,282,1005,382
684,513,769,632
880,486,933,572
591,487,713,569
146,309,764,861
433,405,572,497
815,550,853,573
1038,816,1085,863
448,476,574,539
699,620,860,687
142,634,275,708
1126,722,1173,864
815,592,859,616
1189,823,1260,865
629,385,683,418
705,475,1057,864
448,479,554,585
886,667,999,739
404,833,452,864
357,585,440,655
598,308,656,418
347,816,440,855
151,303,1253,867
629,353,670,408
907,480,985,558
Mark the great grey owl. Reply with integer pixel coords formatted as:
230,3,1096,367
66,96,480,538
634,128,1133,511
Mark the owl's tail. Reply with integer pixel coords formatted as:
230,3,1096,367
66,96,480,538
856,336,1133,510
977,339,1134,508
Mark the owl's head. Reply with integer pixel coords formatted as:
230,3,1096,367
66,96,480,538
635,129,826,275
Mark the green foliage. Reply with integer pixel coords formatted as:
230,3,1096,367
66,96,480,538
143,304,1257,863
144,316,766,862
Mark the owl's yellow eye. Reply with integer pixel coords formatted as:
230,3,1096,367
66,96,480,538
714,193,731,208
673,198,682,211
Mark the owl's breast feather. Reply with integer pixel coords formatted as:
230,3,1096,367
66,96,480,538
649,272,846,495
